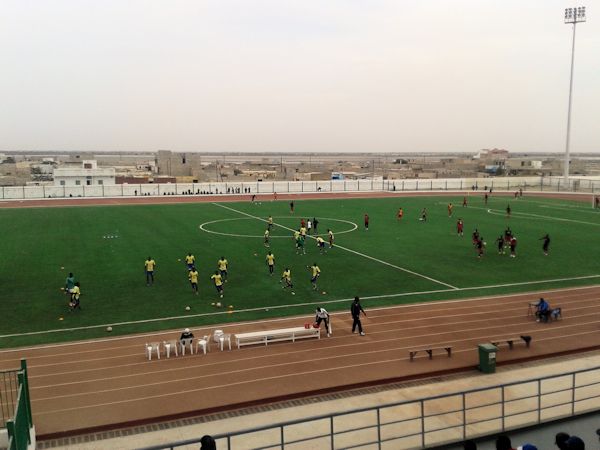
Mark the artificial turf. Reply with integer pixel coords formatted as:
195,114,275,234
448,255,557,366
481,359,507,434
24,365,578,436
1,194,599,348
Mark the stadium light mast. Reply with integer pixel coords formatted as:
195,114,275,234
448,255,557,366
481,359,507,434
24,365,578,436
563,6,586,187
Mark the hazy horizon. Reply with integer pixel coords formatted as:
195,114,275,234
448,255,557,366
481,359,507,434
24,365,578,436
1,1,599,154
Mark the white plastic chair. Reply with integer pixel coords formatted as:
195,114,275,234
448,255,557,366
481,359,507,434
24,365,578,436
218,333,232,351
197,335,210,355
163,339,179,358
180,337,194,355
145,342,161,360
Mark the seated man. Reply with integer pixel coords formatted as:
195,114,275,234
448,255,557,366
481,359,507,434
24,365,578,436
535,298,550,323
180,327,194,342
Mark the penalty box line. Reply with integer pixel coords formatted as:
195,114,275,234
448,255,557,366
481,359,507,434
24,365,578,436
212,202,458,290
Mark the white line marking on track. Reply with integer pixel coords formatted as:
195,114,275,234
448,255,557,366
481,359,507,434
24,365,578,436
27,304,600,383
31,317,600,401
31,327,600,414
212,202,459,289
6,288,595,370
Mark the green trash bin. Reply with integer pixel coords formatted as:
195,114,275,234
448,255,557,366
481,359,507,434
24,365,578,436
478,343,498,373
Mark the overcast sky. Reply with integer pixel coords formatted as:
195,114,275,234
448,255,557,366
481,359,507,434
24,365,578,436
1,0,598,153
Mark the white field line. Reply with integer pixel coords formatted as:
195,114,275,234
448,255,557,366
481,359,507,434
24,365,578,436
479,206,600,227
212,202,459,289
31,327,600,414
1,275,599,342
491,197,595,211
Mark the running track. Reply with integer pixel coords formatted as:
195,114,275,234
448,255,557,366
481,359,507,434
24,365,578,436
1,285,599,438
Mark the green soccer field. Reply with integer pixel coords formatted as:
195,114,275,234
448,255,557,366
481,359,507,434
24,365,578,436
1,194,600,348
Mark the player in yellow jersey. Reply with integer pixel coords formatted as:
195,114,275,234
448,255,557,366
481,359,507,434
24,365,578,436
308,263,321,291
188,267,199,295
211,271,224,298
69,282,81,311
144,257,156,286
300,226,307,238
264,229,270,247
316,236,326,254
267,215,273,231
217,257,228,282
266,251,275,276
327,229,334,248
280,268,293,291
184,253,195,270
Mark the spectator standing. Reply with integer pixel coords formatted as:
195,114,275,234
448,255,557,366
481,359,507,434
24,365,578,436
351,296,367,336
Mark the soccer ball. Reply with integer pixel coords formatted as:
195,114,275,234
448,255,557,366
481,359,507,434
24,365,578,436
322,291,326,295
291,292,296,295
185,306,191,311
216,302,222,307
487,209,491,213
106,326,113,332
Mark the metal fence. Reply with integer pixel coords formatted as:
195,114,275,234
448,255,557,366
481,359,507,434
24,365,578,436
0,370,19,428
2,360,33,450
137,365,600,450
3,176,600,200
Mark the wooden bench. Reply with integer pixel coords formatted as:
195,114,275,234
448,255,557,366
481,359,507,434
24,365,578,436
409,346,453,361
234,326,320,349
490,336,531,349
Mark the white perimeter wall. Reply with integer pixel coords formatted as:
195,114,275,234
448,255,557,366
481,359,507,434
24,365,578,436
1,176,599,200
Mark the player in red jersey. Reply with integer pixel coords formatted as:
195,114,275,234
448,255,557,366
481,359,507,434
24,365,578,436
509,236,517,257
397,208,404,222
456,218,464,236
364,214,369,231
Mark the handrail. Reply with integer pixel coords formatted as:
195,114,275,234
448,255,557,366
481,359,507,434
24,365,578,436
136,364,600,450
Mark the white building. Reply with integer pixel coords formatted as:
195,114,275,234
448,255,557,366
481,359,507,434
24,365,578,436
53,160,115,187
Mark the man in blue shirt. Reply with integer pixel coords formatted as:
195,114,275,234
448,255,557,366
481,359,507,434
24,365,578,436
536,298,550,323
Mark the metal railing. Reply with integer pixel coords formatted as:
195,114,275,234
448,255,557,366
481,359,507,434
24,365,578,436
137,365,600,450
3,360,33,450
0,369,19,428
3,176,600,200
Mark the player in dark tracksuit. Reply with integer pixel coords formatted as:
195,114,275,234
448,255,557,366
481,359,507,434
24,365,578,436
540,234,550,256
351,297,367,336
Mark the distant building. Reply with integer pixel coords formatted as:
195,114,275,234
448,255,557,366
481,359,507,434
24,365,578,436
53,160,115,186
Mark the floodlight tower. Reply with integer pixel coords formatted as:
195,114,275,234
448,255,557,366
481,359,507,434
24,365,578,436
563,6,586,186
